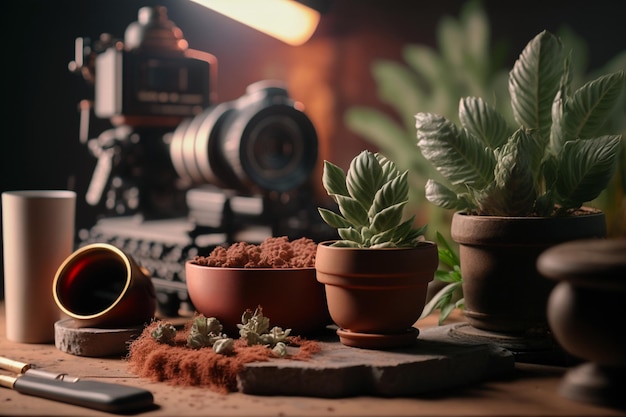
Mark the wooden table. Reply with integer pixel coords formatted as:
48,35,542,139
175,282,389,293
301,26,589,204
1,302,624,417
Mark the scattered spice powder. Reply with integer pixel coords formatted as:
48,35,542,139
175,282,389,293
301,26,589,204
191,236,318,268
127,320,321,393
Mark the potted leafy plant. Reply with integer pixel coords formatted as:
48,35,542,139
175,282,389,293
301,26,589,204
315,150,438,349
414,30,624,338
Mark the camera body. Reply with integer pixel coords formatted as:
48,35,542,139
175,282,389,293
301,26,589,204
72,6,331,315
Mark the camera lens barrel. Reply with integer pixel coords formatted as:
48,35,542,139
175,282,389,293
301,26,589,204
170,82,317,193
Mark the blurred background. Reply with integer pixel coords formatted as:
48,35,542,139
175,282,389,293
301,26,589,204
2,0,625,298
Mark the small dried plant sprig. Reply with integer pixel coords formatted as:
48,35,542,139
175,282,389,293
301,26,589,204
186,316,234,354
150,307,293,357
150,322,177,345
238,307,291,357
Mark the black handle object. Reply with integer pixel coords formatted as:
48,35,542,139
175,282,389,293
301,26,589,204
13,374,154,413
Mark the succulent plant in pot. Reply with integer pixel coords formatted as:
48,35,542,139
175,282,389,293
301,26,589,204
414,30,624,345
315,150,438,349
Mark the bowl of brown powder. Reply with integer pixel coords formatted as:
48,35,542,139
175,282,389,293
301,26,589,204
185,236,331,336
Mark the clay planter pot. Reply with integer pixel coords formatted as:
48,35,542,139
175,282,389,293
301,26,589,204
185,262,331,337
451,208,606,334
538,238,626,409
315,241,438,349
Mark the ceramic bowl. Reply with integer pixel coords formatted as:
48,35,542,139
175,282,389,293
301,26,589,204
185,261,331,337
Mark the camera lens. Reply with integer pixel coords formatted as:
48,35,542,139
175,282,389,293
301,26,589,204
221,104,317,192
170,102,238,188
169,83,318,193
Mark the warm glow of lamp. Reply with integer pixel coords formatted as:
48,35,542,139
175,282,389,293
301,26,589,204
190,0,321,46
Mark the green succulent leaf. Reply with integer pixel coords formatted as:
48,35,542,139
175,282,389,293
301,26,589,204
344,108,416,172
318,207,352,229
335,194,369,227
459,96,511,149
553,135,622,209
346,151,384,209
319,150,427,248
509,30,565,141
338,227,363,244
370,201,407,234
369,171,409,218
331,240,363,248
376,153,401,182
322,160,349,198
391,216,417,241
415,112,496,188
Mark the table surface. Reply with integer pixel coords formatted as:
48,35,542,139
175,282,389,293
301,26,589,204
1,302,624,417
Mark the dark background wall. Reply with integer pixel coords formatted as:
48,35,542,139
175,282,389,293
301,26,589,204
2,0,625,296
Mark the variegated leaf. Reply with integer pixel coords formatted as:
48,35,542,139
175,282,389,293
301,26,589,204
415,112,495,188
509,30,564,142
562,71,625,141
459,96,511,149
554,136,622,208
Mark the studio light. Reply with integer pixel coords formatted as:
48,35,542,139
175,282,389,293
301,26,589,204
189,0,327,46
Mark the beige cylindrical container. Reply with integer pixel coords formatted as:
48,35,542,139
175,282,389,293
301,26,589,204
2,190,76,343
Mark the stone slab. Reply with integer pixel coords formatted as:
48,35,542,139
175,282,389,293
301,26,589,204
238,323,515,397
54,319,144,357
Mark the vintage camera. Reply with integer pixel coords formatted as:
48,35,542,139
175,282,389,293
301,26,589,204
70,6,330,315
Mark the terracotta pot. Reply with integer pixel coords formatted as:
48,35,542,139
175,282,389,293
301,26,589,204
451,208,606,334
185,262,331,336
315,241,438,348
538,238,626,408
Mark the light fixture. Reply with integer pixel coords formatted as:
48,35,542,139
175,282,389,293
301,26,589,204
190,0,326,46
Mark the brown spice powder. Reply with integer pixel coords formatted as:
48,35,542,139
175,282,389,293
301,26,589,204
127,321,321,394
191,236,318,268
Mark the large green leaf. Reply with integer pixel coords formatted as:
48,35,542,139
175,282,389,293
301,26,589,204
554,135,622,208
509,30,565,141
424,179,472,211
415,112,495,188
459,96,511,149
561,71,625,141
318,208,352,229
403,44,446,90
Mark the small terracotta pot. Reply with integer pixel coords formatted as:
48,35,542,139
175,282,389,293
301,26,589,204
315,241,438,348
538,238,626,408
185,262,331,336
451,209,606,334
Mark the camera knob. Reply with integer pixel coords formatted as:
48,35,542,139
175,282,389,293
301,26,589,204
124,6,187,53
